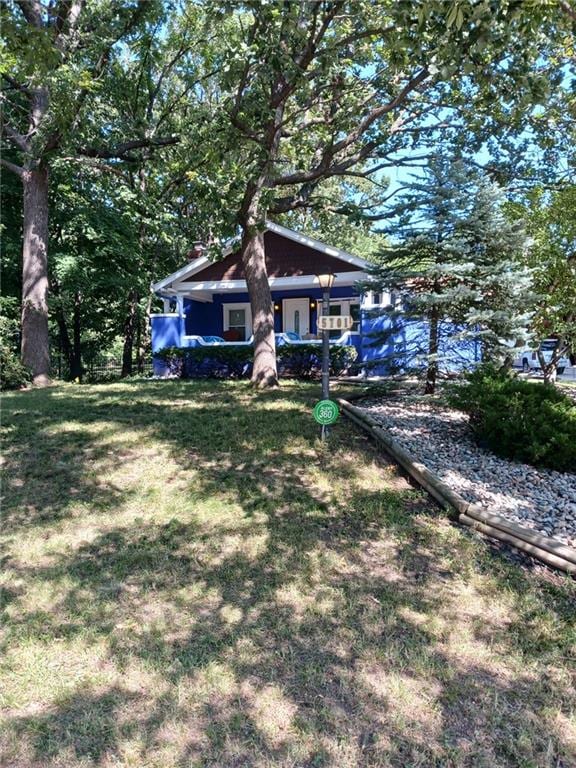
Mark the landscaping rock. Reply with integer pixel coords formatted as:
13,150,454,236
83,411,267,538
359,397,576,548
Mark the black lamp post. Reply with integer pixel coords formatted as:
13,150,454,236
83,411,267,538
316,272,336,401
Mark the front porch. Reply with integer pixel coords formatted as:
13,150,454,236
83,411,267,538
150,286,364,377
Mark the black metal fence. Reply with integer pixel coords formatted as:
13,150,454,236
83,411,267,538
51,355,153,382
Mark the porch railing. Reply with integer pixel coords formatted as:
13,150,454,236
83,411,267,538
179,331,360,347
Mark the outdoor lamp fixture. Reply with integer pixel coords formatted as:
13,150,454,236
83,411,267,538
274,303,280,311
315,272,336,428
316,272,336,291
309,300,316,309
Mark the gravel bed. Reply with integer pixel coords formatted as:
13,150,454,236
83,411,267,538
359,397,576,548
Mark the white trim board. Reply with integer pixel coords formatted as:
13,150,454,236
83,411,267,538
152,256,211,292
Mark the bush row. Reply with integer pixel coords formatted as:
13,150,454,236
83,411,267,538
448,364,576,472
155,344,358,380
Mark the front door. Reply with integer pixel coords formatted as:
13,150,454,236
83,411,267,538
283,298,310,337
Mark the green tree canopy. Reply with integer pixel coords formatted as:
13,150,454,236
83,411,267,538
174,0,573,386
508,186,576,368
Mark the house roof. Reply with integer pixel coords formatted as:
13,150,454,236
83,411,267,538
152,221,370,295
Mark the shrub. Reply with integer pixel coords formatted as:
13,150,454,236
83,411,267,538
155,343,357,381
448,364,576,472
0,314,30,390
278,343,357,379
155,345,252,379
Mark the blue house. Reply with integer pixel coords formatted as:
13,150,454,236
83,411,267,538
150,222,392,376
150,222,482,377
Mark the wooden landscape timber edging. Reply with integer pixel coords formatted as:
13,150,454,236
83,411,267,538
338,399,576,576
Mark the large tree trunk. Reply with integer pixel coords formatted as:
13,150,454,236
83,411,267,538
425,309,439,395
241,226,278,388
121,290,139,378
21,167,51,385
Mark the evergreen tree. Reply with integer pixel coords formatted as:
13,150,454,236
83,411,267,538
369,160,532,393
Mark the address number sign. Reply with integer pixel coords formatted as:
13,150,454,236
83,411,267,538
317,315,353,331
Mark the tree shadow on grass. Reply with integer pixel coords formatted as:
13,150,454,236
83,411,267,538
6,508,575,766
5,687,140,766
1,403,136,532
2,381,576,767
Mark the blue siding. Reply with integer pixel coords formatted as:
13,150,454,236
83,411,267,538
151,315,181,352
359,314,481,375
184,300,220,336
150,315,182,375
183,286,359,338
359,311,401,373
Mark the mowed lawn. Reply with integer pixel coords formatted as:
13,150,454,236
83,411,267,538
1,381,575,768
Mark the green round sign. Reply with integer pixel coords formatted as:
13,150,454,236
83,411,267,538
313,399,339,425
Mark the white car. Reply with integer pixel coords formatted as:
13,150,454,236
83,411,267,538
513,339,570,374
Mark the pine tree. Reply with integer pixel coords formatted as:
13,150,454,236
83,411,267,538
369,160,532,393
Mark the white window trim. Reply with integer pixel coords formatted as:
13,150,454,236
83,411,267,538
223,302,252,338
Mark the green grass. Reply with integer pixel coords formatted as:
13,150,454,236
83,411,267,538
1,379,575,768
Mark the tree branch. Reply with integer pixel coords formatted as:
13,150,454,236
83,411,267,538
0,157,25,176
559,1,576,21
1,72,31,95
272,68,430,187
58,155,128,178
54,0,84,52
77,135,179,160
54,0,82,35
2,120,31,153
270,1,341,108
43,0,151,155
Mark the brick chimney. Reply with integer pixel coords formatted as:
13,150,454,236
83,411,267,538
187,241,205,261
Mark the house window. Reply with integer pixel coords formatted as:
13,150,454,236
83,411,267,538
223,303,252,341
228,308,247,340
364,291,391,308
350,303,360,332
364,291,383,306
